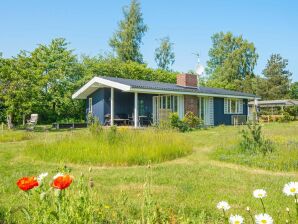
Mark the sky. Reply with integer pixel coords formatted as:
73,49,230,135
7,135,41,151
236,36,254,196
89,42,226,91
1,0,297,81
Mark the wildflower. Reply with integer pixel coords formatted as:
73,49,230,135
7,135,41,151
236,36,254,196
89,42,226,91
52,174,73,190
17,177,39,191
229,214,244,224
246,206,250,212
37,172,48,183
286,207,290,212
53,172,64,180
255,213,273,224
253,189,267,198
283,182,298,196
217,201,231,211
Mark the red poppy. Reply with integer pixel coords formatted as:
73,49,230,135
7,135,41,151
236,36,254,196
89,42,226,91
52,174,73,190
17,177,39,191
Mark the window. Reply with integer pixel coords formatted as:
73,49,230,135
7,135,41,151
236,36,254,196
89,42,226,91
224,98,243,114
172,96,178,112
89,97,93,113
197,97,205,119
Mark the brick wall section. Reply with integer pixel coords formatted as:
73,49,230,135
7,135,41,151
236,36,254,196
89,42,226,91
184,95,198,115
176,73,198,87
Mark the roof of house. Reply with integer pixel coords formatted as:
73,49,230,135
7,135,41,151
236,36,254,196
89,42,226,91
248,99,298,107
72,76,259,99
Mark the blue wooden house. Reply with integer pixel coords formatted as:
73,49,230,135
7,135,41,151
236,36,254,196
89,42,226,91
72,74,259,127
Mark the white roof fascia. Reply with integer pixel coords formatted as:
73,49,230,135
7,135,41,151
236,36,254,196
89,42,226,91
72,77,131,99
130,88,259,100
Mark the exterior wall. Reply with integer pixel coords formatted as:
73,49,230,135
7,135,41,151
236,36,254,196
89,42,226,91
184,95,198,115
213,97,248,125
86,88,154,124
86,89,105,123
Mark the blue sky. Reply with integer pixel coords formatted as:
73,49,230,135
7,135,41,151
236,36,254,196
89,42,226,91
1,0,297,81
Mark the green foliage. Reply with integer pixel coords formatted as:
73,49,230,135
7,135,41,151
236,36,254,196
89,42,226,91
240,122,274,155
88,116,103,135
25,128,192,165
168,112,202,132
289,82,298,99
284,106,298,118
279,112,295,122
30,38,85,123
0,38,86,125
206,32,258,91
261,54,292,100
82,56,177,83
109,0,148,63
154,37,175,71
182,112,203,129
168,113,190,132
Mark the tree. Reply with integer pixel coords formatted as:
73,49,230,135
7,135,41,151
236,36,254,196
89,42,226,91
82,56,177,83
154,37,175,71
30,38,85,123
206,32,258,91
0,52,40,127
109,0,148,63
261,54,292,100
289,82,298,99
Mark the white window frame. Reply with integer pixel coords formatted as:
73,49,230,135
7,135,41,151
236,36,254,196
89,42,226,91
224,98,242,114
89,97,93,113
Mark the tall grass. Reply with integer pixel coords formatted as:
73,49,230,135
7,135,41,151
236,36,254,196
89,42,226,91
211,122,298,171
25,128,193,166
0,131,31,142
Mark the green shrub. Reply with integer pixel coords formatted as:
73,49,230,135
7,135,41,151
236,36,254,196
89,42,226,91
168,112,202,132
182,112,203,129
279,112,295,122
240,122,274,155
284,106,298,118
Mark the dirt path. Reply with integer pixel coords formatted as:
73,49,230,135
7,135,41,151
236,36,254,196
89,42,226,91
191,146,298,177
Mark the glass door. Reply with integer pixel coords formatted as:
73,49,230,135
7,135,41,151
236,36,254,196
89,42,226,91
152,95,178,124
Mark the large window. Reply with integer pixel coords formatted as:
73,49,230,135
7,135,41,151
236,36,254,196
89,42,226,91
224,98,243,114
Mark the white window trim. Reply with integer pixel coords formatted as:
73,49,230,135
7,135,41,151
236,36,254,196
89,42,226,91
89,97,93,113
224,98,243,114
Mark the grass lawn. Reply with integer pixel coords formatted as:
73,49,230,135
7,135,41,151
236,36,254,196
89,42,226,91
0,122,298,223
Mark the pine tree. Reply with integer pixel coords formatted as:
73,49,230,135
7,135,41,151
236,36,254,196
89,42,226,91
262,54,292,99
109,0,148,63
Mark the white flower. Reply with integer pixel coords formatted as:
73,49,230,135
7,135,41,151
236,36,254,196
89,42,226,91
216,201,231,211
53,172,63,179
246,206,250,212
283,182,298,196
229,214,244,224
255,213,273,224
37,172,48,183
253,189,267,199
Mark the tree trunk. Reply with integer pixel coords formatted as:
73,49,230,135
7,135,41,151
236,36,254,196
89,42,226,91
23,114,26,126
7,113,13,129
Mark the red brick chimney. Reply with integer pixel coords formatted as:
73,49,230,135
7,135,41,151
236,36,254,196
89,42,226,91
176,73,198,88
